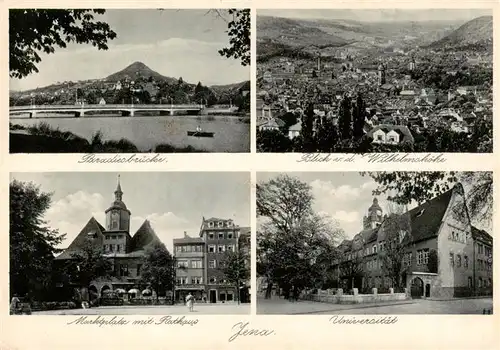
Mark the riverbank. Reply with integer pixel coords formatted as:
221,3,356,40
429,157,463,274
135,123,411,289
10,122,207,153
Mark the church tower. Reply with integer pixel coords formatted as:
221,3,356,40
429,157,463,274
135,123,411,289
378,64,386,86
105,175,131,232
363,198,383,229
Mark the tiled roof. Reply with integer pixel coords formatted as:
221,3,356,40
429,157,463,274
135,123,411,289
406,187,454,243
129,220,162,252
471,226,493,246
338,186,457,251
367,124,415,143
55,217,105,260
173,237,204,245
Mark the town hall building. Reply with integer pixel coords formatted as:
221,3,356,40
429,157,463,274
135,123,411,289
55,177,165,299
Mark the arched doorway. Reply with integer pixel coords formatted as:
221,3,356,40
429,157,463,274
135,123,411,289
410,277,424,299
89,285,98,301
100,285,111,297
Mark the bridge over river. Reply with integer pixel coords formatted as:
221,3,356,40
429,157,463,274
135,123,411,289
9,104,237,118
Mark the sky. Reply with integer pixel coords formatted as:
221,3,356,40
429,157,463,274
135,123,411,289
257,172,490,240
258,9,492,22
10,9,249,91
10,172,251,252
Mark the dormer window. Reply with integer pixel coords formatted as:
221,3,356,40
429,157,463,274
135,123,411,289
208,222,214,228
218,221,223,228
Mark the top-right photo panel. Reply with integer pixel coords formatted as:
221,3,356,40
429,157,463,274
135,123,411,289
256,9,493,153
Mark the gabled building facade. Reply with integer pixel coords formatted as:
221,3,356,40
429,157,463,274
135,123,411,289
173,218,250,304
332,184,493,299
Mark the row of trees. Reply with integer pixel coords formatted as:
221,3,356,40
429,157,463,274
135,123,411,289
10,180,249,304
257,172,492,298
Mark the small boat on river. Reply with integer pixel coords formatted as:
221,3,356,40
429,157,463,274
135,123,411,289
187,130,215,138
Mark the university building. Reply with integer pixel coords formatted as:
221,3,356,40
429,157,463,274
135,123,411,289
333,183,493,299
173,218,250,303
55,178,166,299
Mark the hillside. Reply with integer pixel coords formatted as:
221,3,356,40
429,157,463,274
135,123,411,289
258,16,351,48
428,16,493,49
105,61,177,83
256,15,461,60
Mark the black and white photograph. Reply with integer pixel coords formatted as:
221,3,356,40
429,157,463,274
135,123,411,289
257,171,493,314
9,172,250,315
256,9,493,153
9,9,250,153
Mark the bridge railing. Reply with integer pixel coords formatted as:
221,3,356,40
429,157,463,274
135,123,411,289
10,104,203,111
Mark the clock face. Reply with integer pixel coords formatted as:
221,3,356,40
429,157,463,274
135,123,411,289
376,210,382,216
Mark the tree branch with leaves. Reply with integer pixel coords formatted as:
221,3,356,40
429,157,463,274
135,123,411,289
10,9,117,79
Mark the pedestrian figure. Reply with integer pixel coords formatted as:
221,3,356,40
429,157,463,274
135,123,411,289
186,292,194,312
10,294,20,315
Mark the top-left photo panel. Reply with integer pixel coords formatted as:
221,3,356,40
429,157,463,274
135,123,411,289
9,9,251,153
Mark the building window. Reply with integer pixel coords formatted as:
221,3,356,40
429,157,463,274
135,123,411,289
195,245,203,252
120,264,129,277
227,232,234,239
227,291,234,301
177,277,189,285
405,252,412,267
218,221,223,228
468,277,473,288
373,245,377,254
116,244,121,253
177,260,189,268
191,260,202,269
208,222,214,228
227,245,235,252
450,253,454,267
208,245,216,253
218,232,225,239
478,244,483,255
109,244,114,252
377,135,383,141
464,256,468,268
175,246,181,253
112,235,117,239
208,260,216,268
218,245,226,253
136,264,142,276
208,232,214,239
456,254,461,267
192,277,203,284
209,276,217,284
105,236,110,240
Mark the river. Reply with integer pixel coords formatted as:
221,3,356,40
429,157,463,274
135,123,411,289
10,114,250,152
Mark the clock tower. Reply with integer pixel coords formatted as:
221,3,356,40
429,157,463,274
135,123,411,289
363,198,383,229
105,175,131,232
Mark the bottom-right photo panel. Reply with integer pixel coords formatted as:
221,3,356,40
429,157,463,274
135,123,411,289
256,171,493,315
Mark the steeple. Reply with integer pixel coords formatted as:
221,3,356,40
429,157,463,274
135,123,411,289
363,197,383,229
115,175,123,201
105,174,131,232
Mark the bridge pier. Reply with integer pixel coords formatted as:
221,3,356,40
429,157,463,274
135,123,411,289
29,112,37,119
121,110,134,117
75,111,85,118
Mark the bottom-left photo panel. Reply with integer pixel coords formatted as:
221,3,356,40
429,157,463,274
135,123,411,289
9,172,251,315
